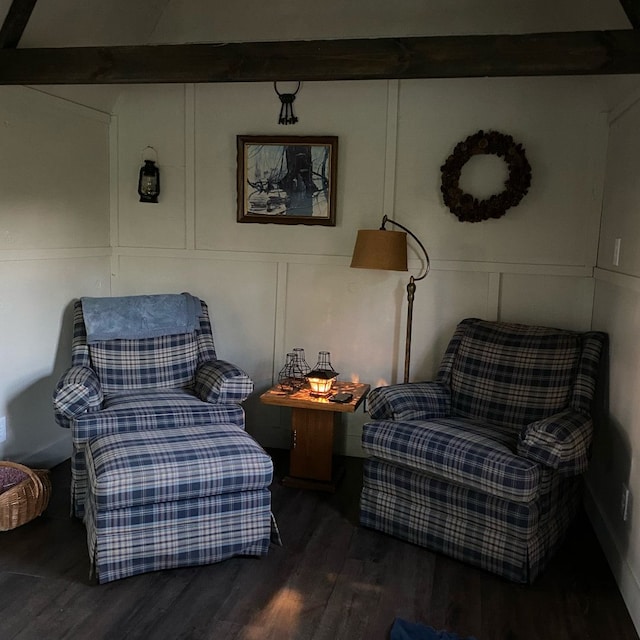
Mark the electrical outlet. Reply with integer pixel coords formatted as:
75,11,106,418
613,238,621,266
0,416,5,443
621,483,630,522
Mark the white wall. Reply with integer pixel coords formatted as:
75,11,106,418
0,75,609,461
0,87,111,466
111,77,606,453
588,88,640,634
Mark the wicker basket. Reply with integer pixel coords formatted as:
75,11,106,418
0,461,52,531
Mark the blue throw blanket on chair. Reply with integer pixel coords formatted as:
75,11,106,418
81,293,202,343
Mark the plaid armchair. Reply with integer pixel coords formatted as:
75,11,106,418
53,295,254,518
360,318,606,583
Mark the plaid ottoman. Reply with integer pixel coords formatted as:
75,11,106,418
84,424,275,583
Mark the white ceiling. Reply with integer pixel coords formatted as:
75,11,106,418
147,0,632,43
0,0,632,48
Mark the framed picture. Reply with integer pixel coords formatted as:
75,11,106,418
237,135,338,226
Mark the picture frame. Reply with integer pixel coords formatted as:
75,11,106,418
237,135,338,226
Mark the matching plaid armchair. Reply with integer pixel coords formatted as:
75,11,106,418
53,295,254,518
360,318,606,583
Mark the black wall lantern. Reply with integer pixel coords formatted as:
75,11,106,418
138,147,160,203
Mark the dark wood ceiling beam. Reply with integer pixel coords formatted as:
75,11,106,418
0,0,38,48
619,0,640,29
0,30,640,84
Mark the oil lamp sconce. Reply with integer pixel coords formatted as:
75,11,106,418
138,146,160,203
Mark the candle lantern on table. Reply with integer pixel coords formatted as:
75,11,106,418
307,351,338,396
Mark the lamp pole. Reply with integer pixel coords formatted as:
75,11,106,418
381,216,430,383
404,276,416,384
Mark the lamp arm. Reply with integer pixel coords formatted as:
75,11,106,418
381,215,430,383
381,215,430,281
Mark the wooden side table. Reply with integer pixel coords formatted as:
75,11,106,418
260,380,370,492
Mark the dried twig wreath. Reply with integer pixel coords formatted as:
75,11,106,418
440,130,531,223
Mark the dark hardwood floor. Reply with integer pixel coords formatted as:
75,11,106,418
0,451,638,640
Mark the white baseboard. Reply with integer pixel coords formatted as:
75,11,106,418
584,482,640,636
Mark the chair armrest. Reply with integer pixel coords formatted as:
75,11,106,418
517,409,593,475
368,382,451,421
52,366,103,427
194,360,254,404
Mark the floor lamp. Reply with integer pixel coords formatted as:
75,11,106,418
350,215,430,383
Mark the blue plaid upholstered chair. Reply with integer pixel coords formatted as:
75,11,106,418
53,294,254,518
360,317,606,583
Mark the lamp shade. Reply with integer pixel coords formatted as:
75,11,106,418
350,229,408,272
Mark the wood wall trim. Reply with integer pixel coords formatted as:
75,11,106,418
0,30,640,84
112,247,595,277
0,0,38,49
619,0,640,29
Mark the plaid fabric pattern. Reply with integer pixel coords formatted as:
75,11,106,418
449,320,581,431
435,319,471,383
90,333,200,393
53,365,103,426
70,393,244,518
84,424,273,583
518,409,593,475
367,382,450,421
360,318,605,582
72,390,245,443
87,425,273,510
70,300,91,368
194,360,255,403
86,492,272,584
194,304,218,363
363,459,540,537
572,332,606,414
360,459,582,583
53,296,254,519
362,418,540,503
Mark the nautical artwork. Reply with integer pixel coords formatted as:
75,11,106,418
237,136,338,226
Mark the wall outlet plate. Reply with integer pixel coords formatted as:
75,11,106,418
0,416,6,443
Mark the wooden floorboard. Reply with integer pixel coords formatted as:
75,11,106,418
0,450,637,640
